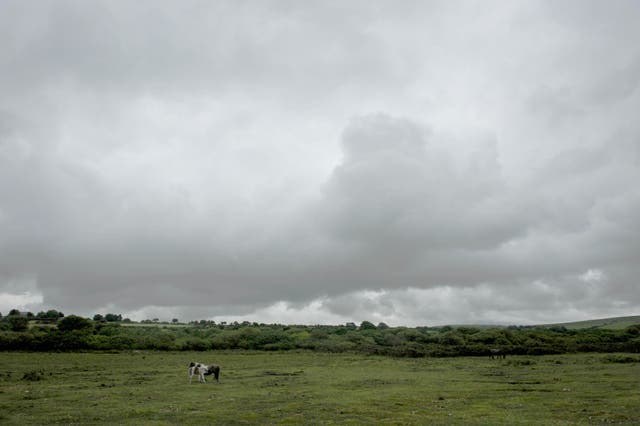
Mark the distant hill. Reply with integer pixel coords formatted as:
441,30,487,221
542,315,640,330
437,315,640,331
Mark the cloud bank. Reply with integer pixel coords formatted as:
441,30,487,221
1,1,639,324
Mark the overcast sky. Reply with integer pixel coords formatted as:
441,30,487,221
1,0,639,326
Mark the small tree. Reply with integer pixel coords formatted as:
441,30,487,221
45,309,60,319
9,316,29,331
9,309,20,316
359,321,377,330
58,315,93,332
172,318,179,324
104,313,122,322
93,314,104,322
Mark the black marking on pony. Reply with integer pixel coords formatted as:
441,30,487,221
188,362,220,383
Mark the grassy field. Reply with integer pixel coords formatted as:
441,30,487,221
1,351,639,425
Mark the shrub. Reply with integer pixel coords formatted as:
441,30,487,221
391,342,427,358
58,315,93,332
95,323,122,336
625,324,640,336
104,313,122,322
8,316,29,332
310,328,329,340
179,338,210,351
107,335,136,350
359,321,377,330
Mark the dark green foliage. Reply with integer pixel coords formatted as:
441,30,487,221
104,313,122,322
8,316,29,332
57,315,93,332
359,321,376,330
1,311,640,356
625,324,640,335
95,323,121,336
46,310,63,319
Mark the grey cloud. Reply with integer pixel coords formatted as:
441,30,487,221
0,0,406,105
588,57,640,104
3,108,640,319
322,114,527,252
1,1,640,324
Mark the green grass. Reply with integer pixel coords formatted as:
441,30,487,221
1,351,639,425
119,322,190,328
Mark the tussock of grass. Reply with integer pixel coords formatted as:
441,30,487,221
21,370,44,381
602,354,640,363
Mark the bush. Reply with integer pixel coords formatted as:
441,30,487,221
359,321,377,330
58,315,93,332
178,338,210,351
104,313,122,322
142,333,175,350
625,324,640,336
391,342,427,357
8,316,29,332
107,335,137,350
95,323,122,336
55,330,92,350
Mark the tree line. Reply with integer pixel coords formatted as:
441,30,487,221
1,310,640,356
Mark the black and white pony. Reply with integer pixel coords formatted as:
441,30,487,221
188,362,220,383
490,348,507,359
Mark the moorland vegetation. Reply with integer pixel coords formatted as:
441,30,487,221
2,351,640,424
1,310,639,356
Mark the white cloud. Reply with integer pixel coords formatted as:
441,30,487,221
580,269,605,283
0,292,43,314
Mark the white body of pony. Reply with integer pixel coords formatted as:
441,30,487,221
188,362,220,383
